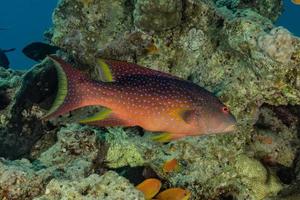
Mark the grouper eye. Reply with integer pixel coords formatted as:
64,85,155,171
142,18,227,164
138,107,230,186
222,106,229,114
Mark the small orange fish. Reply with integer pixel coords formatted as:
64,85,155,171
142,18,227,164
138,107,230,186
163,158,179,173
156,188,190,200
43,56,236,141
254,135,273,145
136,178,162,200
292,0,300,5
146,43,159,54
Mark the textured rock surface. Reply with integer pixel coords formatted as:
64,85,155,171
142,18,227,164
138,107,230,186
134,0,182,31
0,124,142,200
0,60,58,159
0,68,22,126
35,171,144,200
0,159,52,200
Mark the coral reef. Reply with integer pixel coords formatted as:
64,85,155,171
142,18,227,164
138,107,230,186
257,27,295,63
0,68,22,125
0,60,58,159
0,0,299,199
133,0,182,31
0,124,143,199
35,171,144,200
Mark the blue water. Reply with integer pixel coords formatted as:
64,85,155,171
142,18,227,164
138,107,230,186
0,0,299,69
0,0,57,69
276,0,300,36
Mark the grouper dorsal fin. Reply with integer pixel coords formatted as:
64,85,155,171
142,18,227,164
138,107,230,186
95,58,179,82
96,59,114,82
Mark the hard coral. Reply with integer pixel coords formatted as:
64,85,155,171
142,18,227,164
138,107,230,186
257,27,296,63
35,171,144,200
133,0,183,31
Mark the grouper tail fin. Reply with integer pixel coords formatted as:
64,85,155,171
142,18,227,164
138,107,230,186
42,55,101,120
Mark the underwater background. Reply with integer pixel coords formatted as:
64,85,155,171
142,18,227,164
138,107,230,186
0,0,300,200
0,0,299,69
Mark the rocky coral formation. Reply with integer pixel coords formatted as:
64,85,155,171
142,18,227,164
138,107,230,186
0,60,58,159
35,171,144,200
0,159,51,200
0,0,299,199
0,124,144,199
133,0,182,31
257,27,295,63
0,68,22,121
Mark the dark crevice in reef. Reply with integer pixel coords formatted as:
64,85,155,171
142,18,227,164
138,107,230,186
255,104,300,132
276,165,295,184
0,90,10,110
219,193,237,200
0,61,58,159
124,0,135,28
254,104,300,185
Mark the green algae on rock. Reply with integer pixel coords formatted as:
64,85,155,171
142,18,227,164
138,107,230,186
104,127,145,168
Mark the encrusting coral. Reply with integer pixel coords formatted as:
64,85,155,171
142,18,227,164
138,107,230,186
0,0,299,199
35,171,144,200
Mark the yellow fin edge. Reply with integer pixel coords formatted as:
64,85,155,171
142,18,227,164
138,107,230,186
97,59,114,82
152,132,173,143
43,58,68,118
79,108,112,123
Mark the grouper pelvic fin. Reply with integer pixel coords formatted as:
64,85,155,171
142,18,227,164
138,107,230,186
80,110,130,127
151,132,173,143
79,107,112,123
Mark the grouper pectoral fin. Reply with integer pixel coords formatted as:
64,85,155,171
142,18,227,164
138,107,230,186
79,108,129,127
168,108,196,124
79,107,112,123
152,132,187,142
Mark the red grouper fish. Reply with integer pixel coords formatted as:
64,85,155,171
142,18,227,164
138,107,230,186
43,55,237,142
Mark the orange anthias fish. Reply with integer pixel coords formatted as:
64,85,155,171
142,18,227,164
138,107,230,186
43,55,236,141
156,188,191,200
136,178,162,199
292,0,300,5
163,158,179,173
